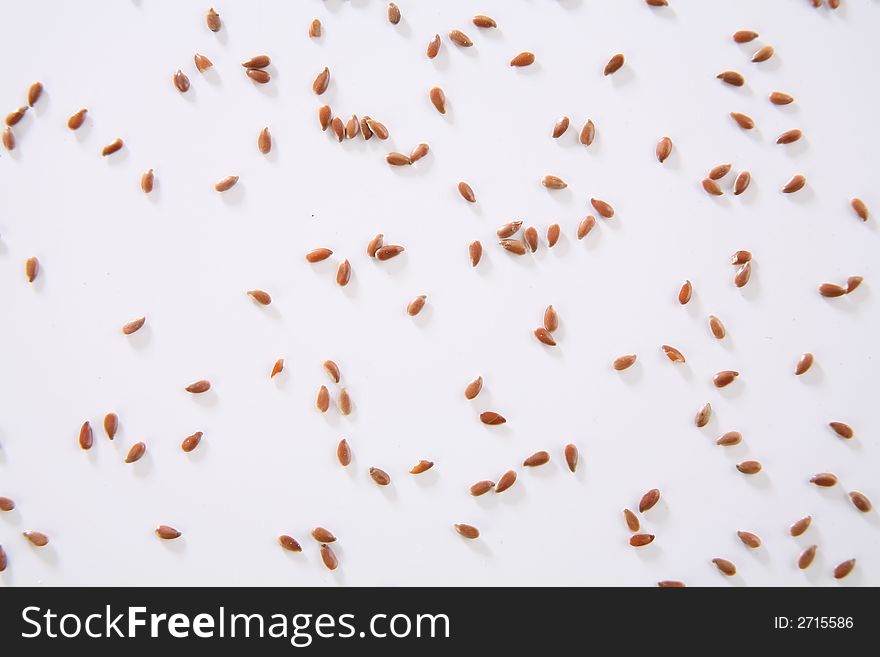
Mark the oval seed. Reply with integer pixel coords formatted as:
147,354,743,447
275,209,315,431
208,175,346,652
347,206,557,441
455,523,479,539
2,127,14,151
458,181,476,203
0,497,14,512
141,169,154,193
469,240,482,267
810,473,838,487
336,260,351,286
737,460,762,475
543,307,559,333
410,143,429,162
320,543,338,570
104,412,118,439
79,421,94,450
523,451,550,467
678,280,692,304
782,175,806,193
337,439,351,467
613,354,637,371
312,527,336,543
547,224,561,247
542,175,567,190
525,227,540,252
470,480,495,496
155,525,180,540
734,262,751,288
656,136,672,162
790,516,812,537
604,53,624,75
730,112,755,130
215,175,239,192
499,239,527,256
795,353,814,375
591,198,614,218
125,442,146,463
173,69,190,93
709,163,732,180
662,345,686,363
580,119,595,146
716,431,742,447
464,376,483,400
246,69,270,84
316,386,330,413
510,52,535,67
369,467,391,486
833,559,856,580
733,30,759,43
242,55,270,69
410,460,433,474
387,2,400,24
851,198,869,221
247,289,271,305
495,470,517,493
426,34,441,59
102,138,123,156
68,108,88,130
279,535,302,552
534,327,556,346
429,86,446,114
122,316,146,335
639,489,660,513
194,53,213,72
23,531,49,547
366,118,389,140
318,105,332,131
717,71,745,86
846,276,863,294
258,127,271,153
306,248,333,263
713,370,739,388
657,581,686,588
376,245,405,261
734,171,751,195
312,67,330,95
818,283,847,298
849,491,872,513
577,215,596,239
702,178,723,196
367,234,384,258
497,221,523,239
271,359,284,378
712,558,737,576
206,7,221,32
182,431,202,452
752,45,774,62
798,545,818,570
624,509,640,532
28,81,43,107
829,422,853,439
737,531,762,549
6,106,27,126
777,129,803,145
407,295,427,316
564,444,578,472
708,315,726,339
473,15,497,28
630,534,655,547
386,152,412,166
695,402,712,427
769,91,794,105
448,29,473,47
552,116,570,138
185,380,211,394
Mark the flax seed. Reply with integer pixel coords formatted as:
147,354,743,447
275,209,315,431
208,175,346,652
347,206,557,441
851,198,868,221
523,451,550,467
829,422,853,439
173,69,190,93
5,107,27,126
318,105,332,131
716,431,742,446
630,534,655,547
360,116,373,140
0,545,7,572
734,171,751,195
777,129,802,145
752,45,774,62
386,152,411,166
480,412,505,425
717,71,745,86
769,91,794,105
708,315,726,339
510,52,535,67
604,53,624,76
849,491,872,513
712,558,736,576
186,380,211,394
23,531,49,547
0,497,14,512
215,175,239,192
552,116,570,138
542,175,567,190
470,480,495,496
247,69,270,84
410,143,429,162
794,353,814,375
662,345,686,363
577,215,596,239
580,119,595,145
407,295,427,316
591,198,614,218
523,227,538,252
271,359,284,378
367,234,384,258
497,221,522,239
247,289,271,305
737,531,762,549
206,8,221,32
709,163,731,180
469,240,482,266
455,523,479,539
543,305,559,332
656,136,672,162
104,413,118,440
258,127,272,153
657,581,686,587
455,181,476,203
713,370,739,388
306,248,333,263
495,470,517,493
316,386,330,413
338,390,352,416
534,327,556,346
613,354,637,371
194,53,213,72
810,473,838,487
564,444,578,472
702,178,723,196
313,67,330,95
102,138,123,156
367,118,389,140
309,19,321,38
465,376,483,400
782,175,806,193
429,86,446,114
79,421,94,450
369,467,391,486
337,439,351,467
336,260,351,286
141,169,154,193
499,239,527,255
624,509,640,532
678,280,692,305
155,525,180,540
410,460,433,474
68,108,87,130
28,81,43,107
790,516,812,537
818,283,847,298
427,34,441,59
846,276,863,294
449,30,473,47
833,559,855,580
646,0,668,5
376,245,404,261
737,461,762,475
730,250,752,265
387,3,400,24
639,489,660,513
125,442,146,463
734,262,751,288
473,15,497,28
733,30,759,43
730,112,754,130
182,431,202,452
547,224,561,247
312,527,336,543
695,402,712,427
320,543,338,570
279,535,302,552
242,55,270,69
798,545,818,570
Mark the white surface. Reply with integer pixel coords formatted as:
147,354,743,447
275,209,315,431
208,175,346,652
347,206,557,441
1,0,878,587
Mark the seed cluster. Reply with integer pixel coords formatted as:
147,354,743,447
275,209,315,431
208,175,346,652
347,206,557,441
0,2,873,585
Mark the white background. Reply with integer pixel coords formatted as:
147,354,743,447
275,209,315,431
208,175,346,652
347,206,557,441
1,0,878,587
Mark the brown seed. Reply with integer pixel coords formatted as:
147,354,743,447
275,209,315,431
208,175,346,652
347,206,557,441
410,143,429,162
312,67,330,95
215,175,239,192
580,119,595,146
104,413,118,439
818,283,847,298
341,115,358,140
846,276,863,294
407,295,427,316
790,516,812,537
499,239,527,255
386,152,412,166
534,327,557,346
542,175,567,190
810,473,838,487
23,531,49,547
547,224,561,247
717,71,745,87
850,198,869,221
731,250,752,265
733,30,759,43
258,127,272,153
312,527,336,543
5,106,27,126
181,431,203,452
369,467,391,486
308,19,321,38
335,259,351,287
769,91,794,105
469,240,482,266
604,53,624,76
630,534,655,547
511,52,535,67
591,198,614,218
495,470,517,493
624,509,640,532
173,69,190,93
794,353,814,376
734,262,751,288
360,116,373,140
829,422,853,440
662,345,686,363
185,380,211,394
713,370,739,388
28,81,43,107
410,460,433,474
366,118,389,140
316,386,330,413
523,451,550,467
730,112,755,130
752,45,774,63
777,129,802,145
270,358,284,378
0,497,14,512
141,169,154,193
657,580,686,588
656,136,672,163
737,460,762,475
376,245,405,261
102,138,123,156
794,545,820,571
79,421,94,450
639,489,660,513
708,315,726,339
497,221,523,239
470,480,495,496
246,69,270,84
833,559,856,580
695,402,712,427
563,444,578,473
279,535,302,552
716,431,742,446
473,15,497,28
480,411,506,425
125,442,146,463
337,439,351,467
242,55,270,69
737,531,762,549
849,491,872,513
306,248,333,263
338,389,352,415
465,376,483,400
543,305,559,333
552,116,570,138
68,108,87,130
709,163,732,180
702,178,723,196
448,29,473,47
156,525,180,540
365,234,385,258
22,255,36,282
524,226,538,252
318,105,332,131
0,545,6,572
387,2,401,24
330,117,344,142
782,174,806,193
194,53,213,73
455,523,479,539
712,558,737,576
678,280,692,305
426,34,441,59
455,181,476,203
247,289,272,305
2,127,13,150
613,354,637,371
206,7,221,32
733,171,751,195
320,543,338,570
577,215,596,240
645,0,669,6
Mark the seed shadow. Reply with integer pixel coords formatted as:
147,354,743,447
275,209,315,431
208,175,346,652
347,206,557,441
32,543,59,566
779,137,808,158
739,266,761,302
474,250,493,276
130,450,155,478
525,460,557,479
475,493,499,511
837,568,864,587
499,481,526,505
783,184,814,206
410,302,433,328
544,186,573,203
250,301,282,321
608,66,636,87
176,83,197,104
412,469,438,489
549,231,571,256
661,147,682,171
510,61,543,78
375,253,408,276
374,482,398,503
741,472,772,492
33,89,50,117
103,147,129,166
391,17,412,38
160,537,187,554
430,41,451,72
462,537,492,557
188,440,209,464
718,381,745,401
634,544,663,562
1,508,22,526
643,499,670,526
340,271,359,300
754,53,782,74
126,323,152,350
200,66,221,87
218,182,245,206
796,360,824,386
73,118,93,143
190,389,218,408
616,363,643,385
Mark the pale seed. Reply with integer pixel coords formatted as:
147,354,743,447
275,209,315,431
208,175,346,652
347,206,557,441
851,198,868,221
337,439,351,467
656,136,672,162
427,34,441,59
271,358,284,378
713,370,739,388
449,29,473,47
141,169,154,193
215,175,239,192
313,67,330,95
552,116,570,138
716,431,742,446
312,527,336,543
833,559,855,580
733,30,759,43
523,451,550,467
68,108,87,130
23,531,49,547
410,460,433,474
613,354,637,371
717,71,745,86
316,386,330,413
480,411,506,425
709,163,731,180
186,380,211,394
534,327,556,346
564,444,578,473
387,3,401,24
465,376,483,400
678,280,692,305
662,345,686,363
469,240,482,266
155,525,180,540
247,289,271,305
320,543,338,570
798,545,818,570
577,215,596,239
849,491,872,513
323,360,341,384
734,262,751,288
604,53,624,75
79,421,94,450
182,431,202,452
752,45,774,62
790,516,812,537
639,489,660,513
306,248,333,263
279,535,302,552
376,245,404,261
246,69,270,84
702,178,723,196
737,461,762,475
580,119,595,146
125,442,146,464
712,558,736,576
737,531,762,549
730,112,754,130
591,198,614,218
695,402,712,427
455,523,479,539
624,509,640,532
104,412,118,439
510,52,535,67
777,129,802,145
810,473,838,487
369,467,391,486
470,480,495,496
782,175,806,193
102,138,123,156
173,69,190,93
206,8,221,32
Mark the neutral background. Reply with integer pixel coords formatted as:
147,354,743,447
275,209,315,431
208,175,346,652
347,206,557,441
1,0,878,587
